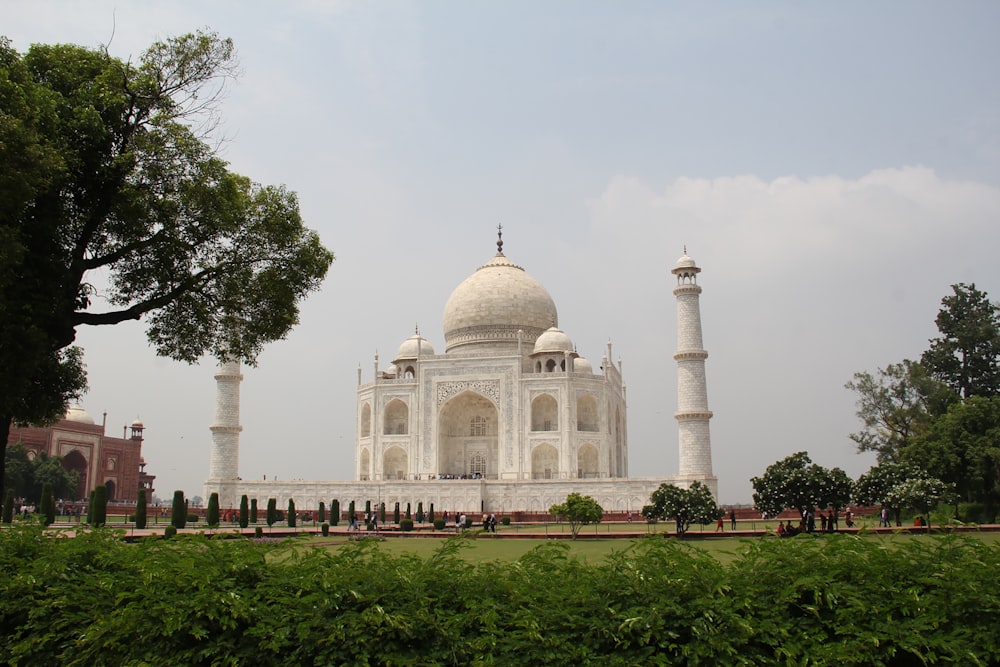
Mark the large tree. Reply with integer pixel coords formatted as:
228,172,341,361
0,32,334,500
921,283,1000,399
845,360,956,463
854,462,944,527
641,481,720,536
902,396,1000,518
3,443,78,503
751,451,852,520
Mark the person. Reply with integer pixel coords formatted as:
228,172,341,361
626,511,632,524
777,522,785,537
489,513,497,533
820,513,827,532
845,509,854,528
730,509,737,530
370,513,378,532
880,507,888,527
716,515,724,532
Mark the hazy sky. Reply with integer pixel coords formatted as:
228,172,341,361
5,2,999,504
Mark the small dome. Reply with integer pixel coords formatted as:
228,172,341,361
131,418,144,429
672,249,701,276
574,357,594,374
65,403,95,424
675,253,695,269
533,326,574,354
395,334,435,361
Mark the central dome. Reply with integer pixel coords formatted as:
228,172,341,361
443,251,558,354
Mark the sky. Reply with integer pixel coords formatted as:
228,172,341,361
4,2,1000,504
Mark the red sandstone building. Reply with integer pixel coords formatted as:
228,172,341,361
7,404,154,503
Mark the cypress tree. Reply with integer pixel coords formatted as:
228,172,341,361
365,500,371,518
171,490,186,529
393,502,400,524
40,482,55,526
428,502,434,523
251,498,258,524
207,492,220,527
416,501,424,523
405,502,411,520
135,488,148,529
92,485,107,526
2,489,14,523
318,501,326,523
348,500,355,525
287,499,296,527
331,499,340,526
86,490,94,525
379,502,386,523
239,495,249,528
266,498,277,526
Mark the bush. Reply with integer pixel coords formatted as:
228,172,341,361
254,526,263,537
163,525,177,538
501,516,511,526
321,523,330,536
433,518,446,530
287,499,296,528
239,495,249,529
135,489,148,529
187,513,199,523
958,502,989,524
207,493,220,527
400,518,414,532
171,490,186,529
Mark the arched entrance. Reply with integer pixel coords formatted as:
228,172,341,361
438,391,498,478
531,443,558,479
62,450,88,500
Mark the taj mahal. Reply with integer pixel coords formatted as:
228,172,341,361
203,232,717,515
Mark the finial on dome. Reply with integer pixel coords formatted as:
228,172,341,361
415,323,419,335
497,224,504,255
683,244,687,254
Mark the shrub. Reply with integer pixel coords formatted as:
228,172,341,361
330,499,340,526
207,493,220,527
428,503,434,523
171,490,186,529
254,526,263,537
321,523,330,536
40,483,55,526
958,502,989,524
393,502,400,524
91,485,107,527
501,516,511,526
400,518,414,532
250,498,258,524
164,525,177,538
287,499,296,528
433,518,446,530
266,498,277,527
318,502,326,523
135,489,148,529
416,502,424,523
239,495,249,529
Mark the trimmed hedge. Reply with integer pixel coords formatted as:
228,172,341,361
2,528,998,665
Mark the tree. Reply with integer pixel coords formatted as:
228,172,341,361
238,495,249,528
854,462,940,526
3,444,78,503
752,452,849,519
171,490,186,529
317,501,326,524
393,502,400,524
884,477,955,529
287,499,296,528
266,498,277,527
330,499,339,526
549,492,603,539
416,502,424,523
135,488,147,529
641,481,720,535
902,396,1000,517
0,32,334,503
250,498,258,524
845,360,956,463
427,502,434,523
921,283,1000,399
207,492,220,527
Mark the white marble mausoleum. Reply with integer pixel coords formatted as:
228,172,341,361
204,233,717,516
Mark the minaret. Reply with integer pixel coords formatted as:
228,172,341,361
206,359,243,507
672,249,717,498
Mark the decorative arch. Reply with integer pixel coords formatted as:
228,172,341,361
360,403,371,437
104,480,117,501
577,394,599,431
382,446,407,480
531,443,558,479
531,394,558,431
438,390,498,479
383,399,408,435
578,443,599,478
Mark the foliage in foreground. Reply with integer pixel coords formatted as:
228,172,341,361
1,526,999,666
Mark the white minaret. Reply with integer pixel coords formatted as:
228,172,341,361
672,249,717,497
206,359,243,507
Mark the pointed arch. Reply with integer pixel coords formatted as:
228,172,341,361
531,394,558,431
360,403,371,437
577,394,599,431
383,399,408,435
531,443,558,479
382,446,407,480
578,443,599,478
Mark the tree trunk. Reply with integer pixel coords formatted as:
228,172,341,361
0,414,11,504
